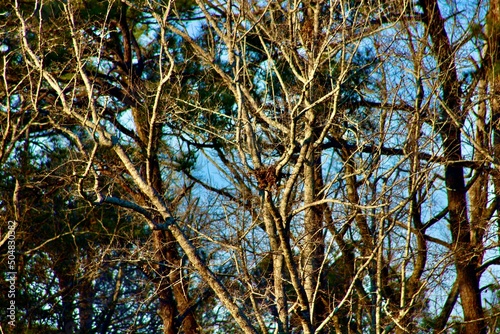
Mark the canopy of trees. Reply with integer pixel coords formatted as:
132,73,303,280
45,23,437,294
1,0,500,333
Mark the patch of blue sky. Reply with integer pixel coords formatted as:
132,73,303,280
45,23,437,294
0,94,21,112
438,0,487,43
196,148,241,189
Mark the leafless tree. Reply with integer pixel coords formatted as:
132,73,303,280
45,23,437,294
2,0,500,333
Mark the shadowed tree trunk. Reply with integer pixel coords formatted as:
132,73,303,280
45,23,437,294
486,0,500,267
420,0,486,332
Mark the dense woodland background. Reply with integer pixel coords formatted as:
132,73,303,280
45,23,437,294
1,0,500,333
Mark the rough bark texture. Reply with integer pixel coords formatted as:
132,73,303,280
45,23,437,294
263,207,288,333
303,131,326,328
487,0,500,265
420,0,486,332
133,107,200,333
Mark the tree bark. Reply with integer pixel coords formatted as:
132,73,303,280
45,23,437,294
486,0,500,271
54,257,76,334
263,205,288,333
420,0,486,332
303,140,326,328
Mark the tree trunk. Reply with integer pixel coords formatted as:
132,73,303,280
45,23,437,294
153,230,178,334
487,0,500,272
420,1,486,332
263,206,288,332
54,258,76,334
79,275,95,333
132,102,200,333
303,144,326,328
162,229,200,334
